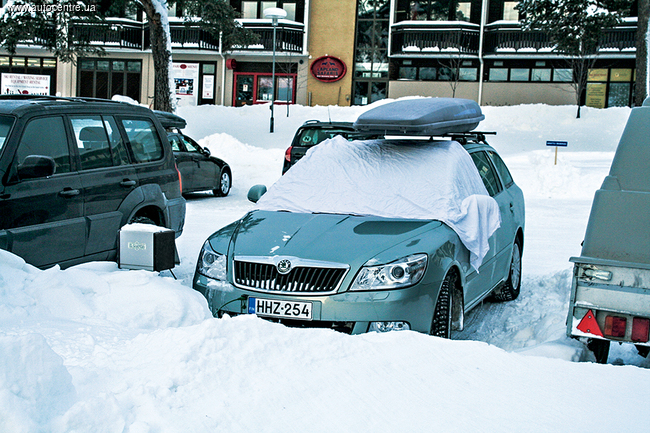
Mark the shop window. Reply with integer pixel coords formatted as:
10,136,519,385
489,68,508,81
510,68,529,81
77,58,142,102
608,83,631,107
553,69,572,82
459,68,477,81
531,69,551,82
419,67,437,81
399,67,417,80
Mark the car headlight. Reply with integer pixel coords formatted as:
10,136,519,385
197,241,227,280
350,254,427,291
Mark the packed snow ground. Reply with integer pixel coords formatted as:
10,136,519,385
2,100,650,432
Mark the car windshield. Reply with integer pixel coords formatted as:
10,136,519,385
255,136,502,270
0,115,15,152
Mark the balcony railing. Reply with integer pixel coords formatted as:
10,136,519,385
22,19,305,53
483,22,636,55
391,21,481,56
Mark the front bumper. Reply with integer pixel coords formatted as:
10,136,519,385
193,272,436,334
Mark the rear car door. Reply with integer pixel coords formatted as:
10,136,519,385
0,115,85,267
71,114,138,256
180,134,216,192
169,133,194,192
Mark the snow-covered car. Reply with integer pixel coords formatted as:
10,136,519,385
192,98,525,336
155,111,232,197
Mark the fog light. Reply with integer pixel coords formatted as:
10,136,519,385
604,315,626,338
369,321,410,333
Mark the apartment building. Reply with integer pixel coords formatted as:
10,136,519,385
0,0,639,109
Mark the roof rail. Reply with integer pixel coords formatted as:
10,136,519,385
443,131,496,145
0,94,130,105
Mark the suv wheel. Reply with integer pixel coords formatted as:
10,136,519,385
214,171,231,197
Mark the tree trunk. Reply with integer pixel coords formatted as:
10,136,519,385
636,0,649,106
142,0,172,112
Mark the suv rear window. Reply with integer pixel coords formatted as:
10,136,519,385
296,128,353,147
121,118,163,162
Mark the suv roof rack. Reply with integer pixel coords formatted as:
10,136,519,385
0,94,131,105
443,131,496,145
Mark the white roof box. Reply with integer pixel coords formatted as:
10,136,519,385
353,98,484,136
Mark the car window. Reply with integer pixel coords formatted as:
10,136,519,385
121,118,163,163
103,116,130,166
71,116,113,170
168,135,182,152
470,151,502,197
488,150,514,188
16,116,71,174
0,115,14,152
180,135,200,153
297,128,350,146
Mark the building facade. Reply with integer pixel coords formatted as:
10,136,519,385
0,0,639,109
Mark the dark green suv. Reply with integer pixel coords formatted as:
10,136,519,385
0,96,185,269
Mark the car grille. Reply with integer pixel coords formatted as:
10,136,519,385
233,258,348,294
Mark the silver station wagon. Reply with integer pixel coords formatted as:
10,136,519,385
192,98,525,336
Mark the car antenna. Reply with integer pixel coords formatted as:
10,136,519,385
327,106,332,124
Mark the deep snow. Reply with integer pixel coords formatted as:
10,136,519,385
2,99,650,433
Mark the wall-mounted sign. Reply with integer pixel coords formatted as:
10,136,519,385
310,56,347,83
1,73,50,95
172,62,199,107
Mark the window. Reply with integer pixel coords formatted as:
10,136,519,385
459,68,477,81
242,1,258,18
71,116,129,170
503,1,519,20
531,69,551,82
488,151,514,188
510,68,529,81
121,119,163,163
419,67,437,81
470,151,502,197
399,66,417,80
489,68,508,81
0,116,14,152
180,136,200,153
78,59,142,102
168,135,182,152
71,116,112,170
553,69,573,82
17,117,70,175
457,1,471,21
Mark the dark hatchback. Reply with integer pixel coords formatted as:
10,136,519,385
156,111,232,197
282,120,374,174
0,96,185,269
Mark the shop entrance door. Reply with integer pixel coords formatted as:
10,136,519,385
235,75,254,106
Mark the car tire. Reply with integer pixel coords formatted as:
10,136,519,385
430,272,454,338
588,338,610,364
214,170,231,197
490,240,522,302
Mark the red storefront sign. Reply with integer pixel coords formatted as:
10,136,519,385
310,56,347,83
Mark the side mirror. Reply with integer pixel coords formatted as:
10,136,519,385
247,184,267,203
17,155,56,180
202,147,211,156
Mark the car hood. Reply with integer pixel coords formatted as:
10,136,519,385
223,210,442,266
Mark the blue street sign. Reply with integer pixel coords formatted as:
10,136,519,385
546,140,568,147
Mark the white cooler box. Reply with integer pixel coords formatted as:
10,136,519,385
119,223,176,271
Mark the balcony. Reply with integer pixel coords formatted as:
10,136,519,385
483,21,636,55
391,21,481,56
45,18,304,53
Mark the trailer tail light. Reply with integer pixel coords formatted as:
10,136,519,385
604,315,626,338
631,317,650,343
285,146,293,162
577,309,603,337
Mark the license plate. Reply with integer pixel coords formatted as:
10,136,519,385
248,297,312,320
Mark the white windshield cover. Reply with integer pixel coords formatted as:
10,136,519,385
256,136,501,270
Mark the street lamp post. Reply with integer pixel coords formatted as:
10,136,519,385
263,7,287,133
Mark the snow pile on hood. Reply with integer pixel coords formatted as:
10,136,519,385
255,136,501,269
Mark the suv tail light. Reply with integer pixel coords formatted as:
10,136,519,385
285,146,293,162
604,315,626,338
175,163,183,192
632,317,650,342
